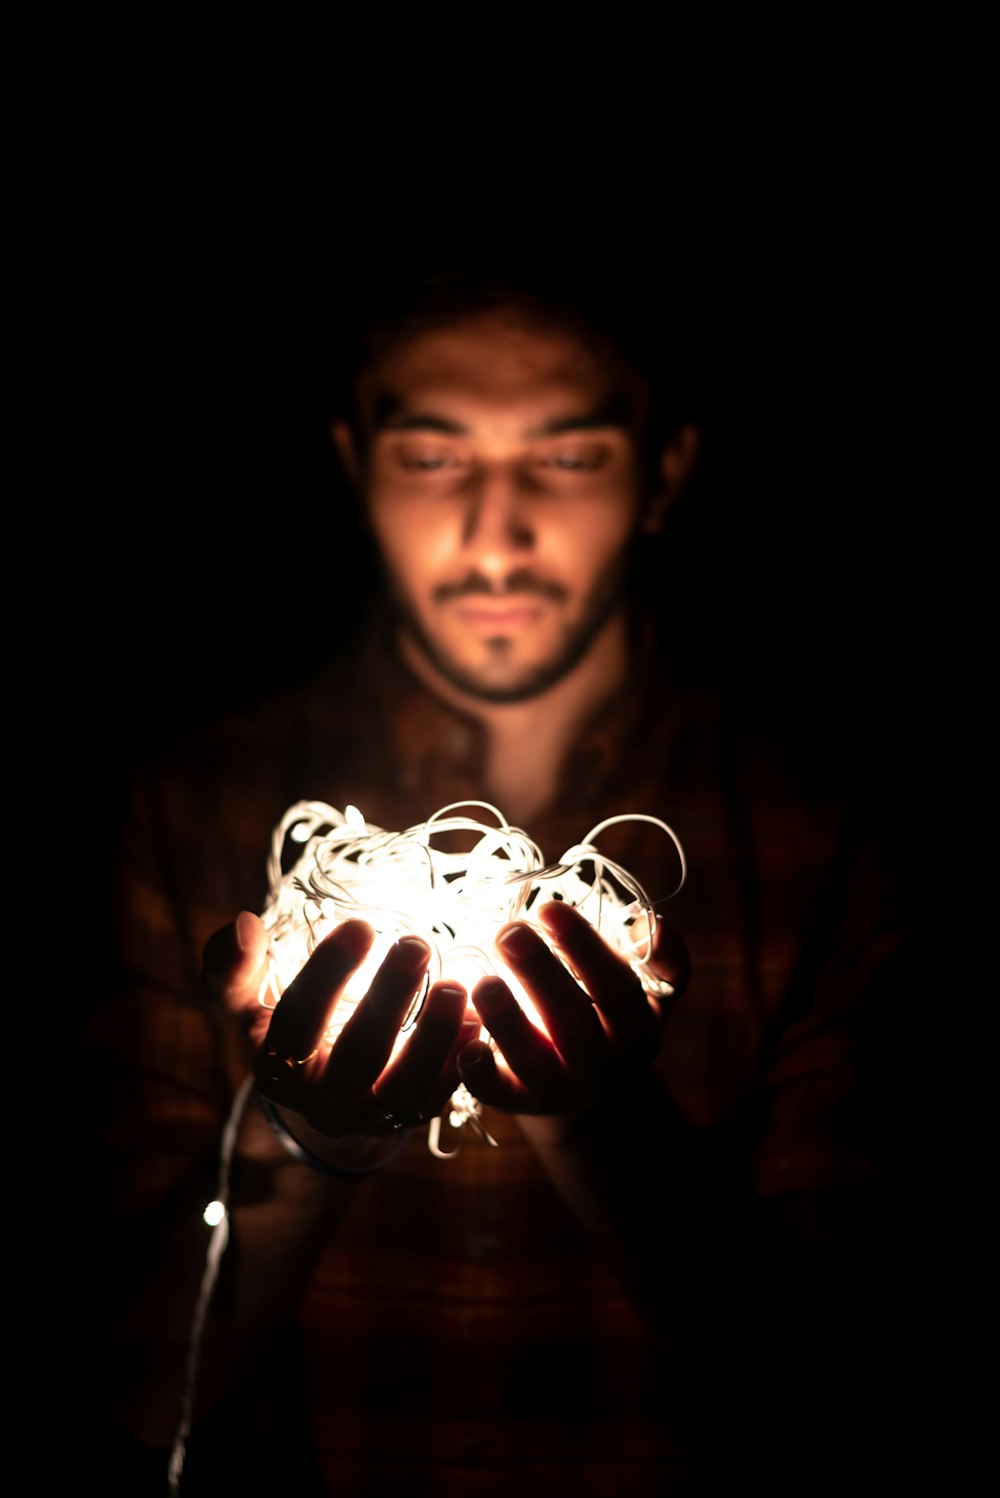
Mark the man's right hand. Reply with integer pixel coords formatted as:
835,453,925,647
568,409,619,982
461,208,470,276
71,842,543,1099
203,912,475,1143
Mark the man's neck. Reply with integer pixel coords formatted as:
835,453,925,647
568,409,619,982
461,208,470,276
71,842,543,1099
397,612,629,827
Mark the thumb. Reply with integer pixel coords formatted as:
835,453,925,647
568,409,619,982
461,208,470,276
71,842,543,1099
648,921,691,1002
203,911,270,1034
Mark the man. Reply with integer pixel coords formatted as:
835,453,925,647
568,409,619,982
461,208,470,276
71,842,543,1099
88,259,904,1495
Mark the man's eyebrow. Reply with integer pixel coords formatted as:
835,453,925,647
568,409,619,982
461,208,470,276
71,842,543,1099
527,398,633,438
370,394,632,438
373,393,468,436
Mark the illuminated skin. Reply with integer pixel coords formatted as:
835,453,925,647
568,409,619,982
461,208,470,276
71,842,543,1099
346,306,652,704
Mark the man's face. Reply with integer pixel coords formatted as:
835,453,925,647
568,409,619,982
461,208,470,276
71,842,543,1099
352,307,650,704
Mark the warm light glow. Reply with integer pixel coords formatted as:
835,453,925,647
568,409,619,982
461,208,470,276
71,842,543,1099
259,801,685,1141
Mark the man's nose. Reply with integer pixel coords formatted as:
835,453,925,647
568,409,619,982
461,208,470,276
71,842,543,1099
460,464,535,575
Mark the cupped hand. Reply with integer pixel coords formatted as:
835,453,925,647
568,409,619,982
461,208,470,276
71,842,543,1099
457,900,690,1116
203,912,475,1138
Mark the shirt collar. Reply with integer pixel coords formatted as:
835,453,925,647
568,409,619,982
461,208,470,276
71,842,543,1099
359,599,669,819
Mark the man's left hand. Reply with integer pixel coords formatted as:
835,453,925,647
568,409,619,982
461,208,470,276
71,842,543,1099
457,901,689,1116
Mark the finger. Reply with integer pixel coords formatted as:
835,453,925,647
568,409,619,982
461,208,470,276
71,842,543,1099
320,937,431,1093
372,980,467,1118
495,922,606,1068
260,919,374,1084
203,911,269,1019
650,922,691,1000
470,974,565,1092
537,901,658,1056
419,1014,485,1121
456,1037,533,1112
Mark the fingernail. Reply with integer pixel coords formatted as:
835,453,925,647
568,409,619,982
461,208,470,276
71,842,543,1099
460,1040,492,1069
434,982,465,1001
474,976,514,1012
235,911,257,953
497,924,536,960
538,900,576,937
397,936,430,967
333,919,374,960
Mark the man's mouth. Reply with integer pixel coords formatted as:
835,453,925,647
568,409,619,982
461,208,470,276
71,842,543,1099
433,569,568,607
453,601,545,629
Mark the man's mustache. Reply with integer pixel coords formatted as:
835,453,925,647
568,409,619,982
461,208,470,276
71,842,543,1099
433,570,568,605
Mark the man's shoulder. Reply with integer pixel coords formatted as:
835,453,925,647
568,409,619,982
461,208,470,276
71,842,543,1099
145,643,378,794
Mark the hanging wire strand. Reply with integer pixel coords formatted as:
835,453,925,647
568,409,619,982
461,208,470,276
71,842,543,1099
167,1073,255,1495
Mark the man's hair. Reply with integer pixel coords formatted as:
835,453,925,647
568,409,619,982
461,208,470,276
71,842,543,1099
329,247,699,486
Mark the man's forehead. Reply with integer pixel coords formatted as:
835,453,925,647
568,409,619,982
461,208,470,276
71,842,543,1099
370,391,638,441
355,307,646,435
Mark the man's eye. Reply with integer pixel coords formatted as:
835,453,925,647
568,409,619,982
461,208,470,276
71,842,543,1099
544,450,603,471
398,451,459,472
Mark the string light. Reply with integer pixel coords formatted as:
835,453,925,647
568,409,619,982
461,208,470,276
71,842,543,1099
259,800,686,1148
171,1075,254,1495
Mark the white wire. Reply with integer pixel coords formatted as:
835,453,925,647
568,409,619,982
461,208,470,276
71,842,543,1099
258,800,687,1096
167,1072,255,1496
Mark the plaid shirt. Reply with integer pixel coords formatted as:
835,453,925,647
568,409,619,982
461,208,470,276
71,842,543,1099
89,613,902,1496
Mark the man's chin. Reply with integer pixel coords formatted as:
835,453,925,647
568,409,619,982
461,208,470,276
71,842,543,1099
430,652,569,705
394,590,624,706
406,632,577,705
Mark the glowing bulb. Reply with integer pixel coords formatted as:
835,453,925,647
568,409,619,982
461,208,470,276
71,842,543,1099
203,1201,226,1226
259,801,685,1145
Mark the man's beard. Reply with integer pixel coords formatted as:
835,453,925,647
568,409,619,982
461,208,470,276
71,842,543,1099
386,561,629,705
